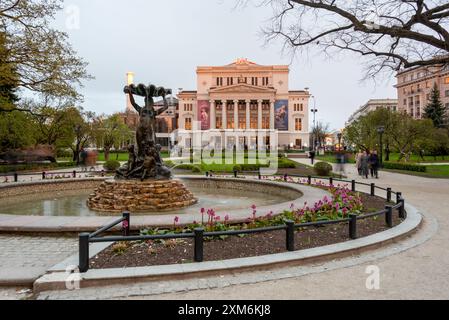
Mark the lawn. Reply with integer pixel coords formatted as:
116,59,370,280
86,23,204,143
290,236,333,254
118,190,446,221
383,165,449,178
386,153,449,163
317,152,449,164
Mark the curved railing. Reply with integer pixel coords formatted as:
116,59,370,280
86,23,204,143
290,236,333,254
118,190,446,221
77,173,407,273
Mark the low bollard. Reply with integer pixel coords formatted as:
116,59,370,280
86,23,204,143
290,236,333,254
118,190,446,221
351,180,356,192
385,205,393,228
14,172,18,182
284,174,288,182
206,171,209,178
371,183,375,196
194,228,204,262
234,170,238,178
122,212,130,237
387,188,392,203
258,170,262,180
396,192,402,204
307,175,312,185
79,233,90,273
399,198,406,219
285,220,295,252
42,172,46,180
73,170,77,178
349,214,357,240
329,177,333,186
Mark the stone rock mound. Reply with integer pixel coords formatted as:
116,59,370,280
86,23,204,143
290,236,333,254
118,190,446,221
87,179,197,213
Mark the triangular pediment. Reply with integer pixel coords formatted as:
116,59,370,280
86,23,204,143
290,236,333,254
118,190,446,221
209,84,276,94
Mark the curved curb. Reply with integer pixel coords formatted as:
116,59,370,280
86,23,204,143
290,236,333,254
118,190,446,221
33,202,423,293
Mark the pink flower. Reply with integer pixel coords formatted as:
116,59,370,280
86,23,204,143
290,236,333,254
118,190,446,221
251,204,257,210
174,216,179,224
225,215,230,222
200,208,205,214
215,216,221,221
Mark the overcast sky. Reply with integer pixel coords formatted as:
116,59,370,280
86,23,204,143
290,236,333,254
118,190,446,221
54,0,397,130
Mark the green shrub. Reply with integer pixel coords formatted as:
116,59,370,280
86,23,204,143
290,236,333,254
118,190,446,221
278,158,297,169
163,160,174,168
314,162,333,176
175,164,195,170
191,166,201,173
103,160,121,172
383,162,427,172
233,165,242,172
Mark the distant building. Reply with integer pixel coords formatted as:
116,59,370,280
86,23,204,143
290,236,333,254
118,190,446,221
396,64,449,119
176,58,311,149
119,72,179,148
346,99,398,125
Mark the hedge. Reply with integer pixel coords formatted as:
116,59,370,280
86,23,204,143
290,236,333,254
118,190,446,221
383,162,427,172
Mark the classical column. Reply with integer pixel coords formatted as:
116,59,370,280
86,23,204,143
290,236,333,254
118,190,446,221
234,100,239,130
246,100,251,130
258,100,263,130
221,100,227,130
270,100,275,130
210,100,216,130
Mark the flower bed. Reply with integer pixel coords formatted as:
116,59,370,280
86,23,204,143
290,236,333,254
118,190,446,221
90,184,400,269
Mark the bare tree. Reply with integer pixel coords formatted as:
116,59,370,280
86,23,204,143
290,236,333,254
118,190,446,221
241,0,449,78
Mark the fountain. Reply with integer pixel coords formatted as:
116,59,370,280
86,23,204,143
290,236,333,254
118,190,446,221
87,83,198,213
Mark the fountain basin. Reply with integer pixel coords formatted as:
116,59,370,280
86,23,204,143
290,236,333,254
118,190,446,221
0,176,331,232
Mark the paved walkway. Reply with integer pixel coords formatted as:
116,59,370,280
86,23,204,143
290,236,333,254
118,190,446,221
35,159,449,299
0,235,78,300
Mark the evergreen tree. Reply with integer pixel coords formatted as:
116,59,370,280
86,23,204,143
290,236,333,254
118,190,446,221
424,83,446,128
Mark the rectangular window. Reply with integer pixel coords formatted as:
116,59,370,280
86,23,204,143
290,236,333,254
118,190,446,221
445,90,449,97
295,118,302,131
185,118,192,130
216,117,222,129
445,77,449,84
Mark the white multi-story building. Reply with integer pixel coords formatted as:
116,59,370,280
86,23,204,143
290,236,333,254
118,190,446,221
346,99,398,125
176,59,311,150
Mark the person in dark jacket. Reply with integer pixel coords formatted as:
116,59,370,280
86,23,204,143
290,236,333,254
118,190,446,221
361,151,370,179
369,150,380,179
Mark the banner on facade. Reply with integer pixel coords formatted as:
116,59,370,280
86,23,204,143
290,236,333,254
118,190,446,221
274,100,289,131
197,100,210,130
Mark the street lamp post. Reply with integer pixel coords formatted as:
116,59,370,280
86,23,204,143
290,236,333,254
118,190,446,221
311,95,318,152
337,133,342,151
377,126,385,168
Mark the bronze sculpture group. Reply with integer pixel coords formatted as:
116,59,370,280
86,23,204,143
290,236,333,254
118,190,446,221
116,84,172,181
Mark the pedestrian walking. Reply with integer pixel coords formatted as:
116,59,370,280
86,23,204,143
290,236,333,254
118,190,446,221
361,151,370,179
369,150,380,179
356,151,363,176
309,150,316,165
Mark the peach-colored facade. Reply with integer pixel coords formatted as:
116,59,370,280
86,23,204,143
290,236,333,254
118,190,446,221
177,59,311,149
396,65,449,119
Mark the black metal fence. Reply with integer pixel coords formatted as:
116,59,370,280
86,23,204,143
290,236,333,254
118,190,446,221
78,173,407,273
0,170,109,182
